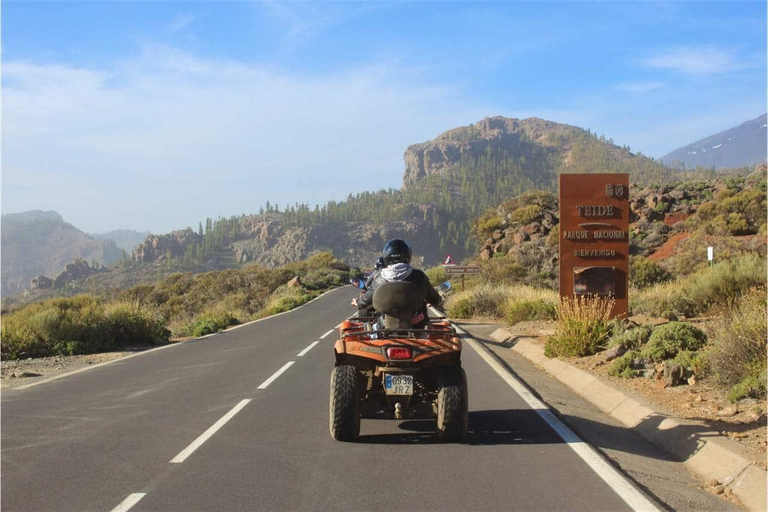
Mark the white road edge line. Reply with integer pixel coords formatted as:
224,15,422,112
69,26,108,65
298,341,320,357
226,287,346,332
435,311,660,512
320,329,334,339
111,492,147,512
257,361,295,389
170,399,251,464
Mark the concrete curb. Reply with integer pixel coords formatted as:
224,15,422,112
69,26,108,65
488,328,767,512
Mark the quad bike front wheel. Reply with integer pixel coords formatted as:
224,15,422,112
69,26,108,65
436,365,468,442
329,365,360,441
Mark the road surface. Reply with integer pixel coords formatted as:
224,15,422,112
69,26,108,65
1,286,706,511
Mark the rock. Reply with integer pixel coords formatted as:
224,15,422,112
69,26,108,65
133,228,203,263
287,276,302,288
709,479,720,487
480,248,492,260
718,406,738,417
11,370,41,378
602,344,627,362
694,394,704,403
30,274,53,290
664,363,687,387
54,258,94,288
687,375,697,386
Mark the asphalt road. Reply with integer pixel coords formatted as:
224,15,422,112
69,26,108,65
3,286,663,511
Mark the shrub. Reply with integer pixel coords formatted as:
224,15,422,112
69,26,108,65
609,350,640,378
425,266,448,287
629,256,672,288
609,325,652,350
641,322,707,361
446,292,476,318
469,285,510,318
708,289,767,401
102,301,169,347
505,299,556,325
631,254,766,317
479,256,526,285
189,310,239,337
545,295,615,357
510,204,543,225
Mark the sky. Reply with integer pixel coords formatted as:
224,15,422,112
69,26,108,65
2,1,766,234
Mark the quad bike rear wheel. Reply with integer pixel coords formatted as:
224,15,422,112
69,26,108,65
329,365,360,441
436,365,468,442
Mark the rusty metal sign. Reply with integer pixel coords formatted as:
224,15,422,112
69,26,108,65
559,173,629,318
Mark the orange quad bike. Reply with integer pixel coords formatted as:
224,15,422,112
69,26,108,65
329,281,468,442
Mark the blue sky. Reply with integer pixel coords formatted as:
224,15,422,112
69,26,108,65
2,1,766,233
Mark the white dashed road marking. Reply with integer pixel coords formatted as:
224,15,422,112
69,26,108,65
257,361,295,390
320,329,334,339
111,493,146,512
170,399,252,463
297,341,320,357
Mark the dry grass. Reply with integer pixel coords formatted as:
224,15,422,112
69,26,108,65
545,294,615,357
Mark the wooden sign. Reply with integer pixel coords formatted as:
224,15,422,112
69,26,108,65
444,266,481,275
559,173,629,318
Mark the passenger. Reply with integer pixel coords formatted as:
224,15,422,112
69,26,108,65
352,239,441,328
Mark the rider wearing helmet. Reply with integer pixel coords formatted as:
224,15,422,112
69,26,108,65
353,239,441,326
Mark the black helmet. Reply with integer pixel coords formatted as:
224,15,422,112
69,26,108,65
382,239,412,265
374,256,386,270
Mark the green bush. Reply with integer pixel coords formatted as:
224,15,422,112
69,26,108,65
103,301,169,347
609,351,640,378
479,255,526,285
629,256,672,288
189,310,239,337
425,266,448,286
609,325,652,350
0,295,169,360
641,322,706,361
727,369,767,402
510,204,543,225
446,292,476,318
505,299,556,325
545,295,614,358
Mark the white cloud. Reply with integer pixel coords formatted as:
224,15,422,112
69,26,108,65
642,46,746,75
615,81,664,93
1,46,492,232
166,14,199,33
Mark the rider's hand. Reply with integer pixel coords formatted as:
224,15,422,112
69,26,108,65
351,298,359,307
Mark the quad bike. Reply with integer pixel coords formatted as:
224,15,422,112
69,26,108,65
329,281,468,442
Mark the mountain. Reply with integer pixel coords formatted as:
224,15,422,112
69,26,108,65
91,229,151,253
662,114,767,170
1,211,123,296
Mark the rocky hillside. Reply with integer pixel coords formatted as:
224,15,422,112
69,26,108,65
662,114,767,170
1,211,122,297
403,116,674,190
473,166,767,285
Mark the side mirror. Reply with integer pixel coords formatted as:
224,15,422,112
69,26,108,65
436,281,451,292
349,278,366,289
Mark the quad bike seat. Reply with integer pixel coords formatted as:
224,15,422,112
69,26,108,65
372,281,425,330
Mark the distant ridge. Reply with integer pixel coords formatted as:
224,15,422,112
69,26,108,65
1,210,122,296
662,114,767,169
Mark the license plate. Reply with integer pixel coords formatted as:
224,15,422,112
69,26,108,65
384,374,413,395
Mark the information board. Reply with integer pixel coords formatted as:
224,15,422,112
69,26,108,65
559,173,629,318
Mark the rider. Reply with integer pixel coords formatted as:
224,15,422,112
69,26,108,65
364,256,386,290
352,239,441,327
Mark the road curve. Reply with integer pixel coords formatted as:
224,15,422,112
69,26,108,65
3,286,655,511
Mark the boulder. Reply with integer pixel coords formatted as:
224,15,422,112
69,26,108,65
30,275,53,290
287,276,302,288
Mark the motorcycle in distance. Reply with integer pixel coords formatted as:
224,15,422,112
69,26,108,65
330,279,467,442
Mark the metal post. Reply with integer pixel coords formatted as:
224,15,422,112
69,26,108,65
461,274,465,292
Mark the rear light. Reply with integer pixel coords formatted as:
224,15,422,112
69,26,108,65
387,346,412,360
